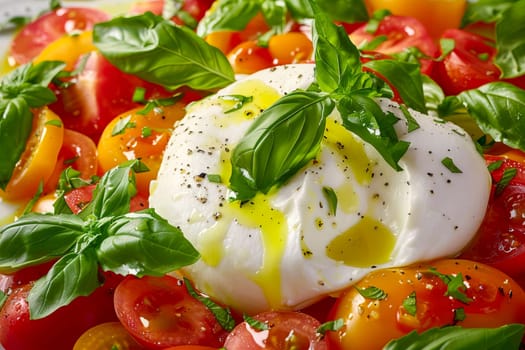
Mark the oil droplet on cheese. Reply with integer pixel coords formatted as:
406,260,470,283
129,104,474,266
197,218,230,267
323,118,373,185
225,193,287,309
326,216,395,267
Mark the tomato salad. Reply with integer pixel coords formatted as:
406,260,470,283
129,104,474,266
1,0,525,349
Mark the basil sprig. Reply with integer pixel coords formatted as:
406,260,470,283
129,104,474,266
228,0,424,200
93,12,235,91
384,324,525,350
494,1,525,79
0,61,65,189
0,160,200,319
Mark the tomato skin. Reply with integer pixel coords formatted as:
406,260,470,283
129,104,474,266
326,259,525,350
268,32,313,65
114,275,228,349
49,51,172,141
0,273,121,350
349,15,438,75
8,7,109,66
227,41,275,75
223,311,327,350
459,154,525,278
364,0,467,39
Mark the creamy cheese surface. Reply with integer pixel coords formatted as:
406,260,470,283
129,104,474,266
150,64,491,313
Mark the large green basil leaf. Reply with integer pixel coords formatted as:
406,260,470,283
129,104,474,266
98,209,200,276
384,324,525,350
311,0,361,93
0,213,85,273
230,90,335,201
28,251,100,319
338,95,409,171
495,1,525,78
93,12,235,91
461,0,517,26
196,0,261,37
457,82,525,151
363,59,427,113
285,0,368,22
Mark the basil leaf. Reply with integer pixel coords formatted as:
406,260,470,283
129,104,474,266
384,324,525,350
285,0,368,22
98,209,200,276
311,1,361,93
0,99,33,189
495,1,525,78
28,251,100,319
93,12,235,91
322,186,338,215
441,157,463,174
260,0,287,33
243,313,270,331
403,292,417,316
0,213,85,273
363,59,427,113
229,90,334,201
461,0,517,26
82,160,145,219
495,167,517,196
338,95,410,171
427,267,472,304
317,318,344,336
196,0,260,37
355,286,387,300
457,82,525,151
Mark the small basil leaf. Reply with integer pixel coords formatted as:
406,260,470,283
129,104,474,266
322,186,338,215
25,60,67,87
311,1,361,93
28,251,100,319
260,0,287,34
363,59,427,113
457,82,525,151
17,85,57,107
495,1,525,78
93,12,235,91
0,99,33,189
427,267,472,304
81,160,145,219
196,0,261,37
317,318,344,336
441,157,463,174
495,167,517,196
338,95,410,171
384,324,525,350
229,90,334,201
355,286,387,300
285,0,368,22
461,0,517,27
0,213,85,273
402,291,417,316
243,313,270,331
98,209,200,276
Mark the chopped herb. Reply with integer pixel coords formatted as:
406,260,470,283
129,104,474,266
219,94,254,113
111,116,136,136
441,157,463,174
355,286,387,300
402,291,417,316
495,167,517,195
317,318,344,336
50,0,61,10
478,52,489,61
243,313,270,331
184,278,235,332
322,186,338,215
21,181,44,215
0,290,7,309
487,159,504,172
365,9,390,33
399,104,420,132
45,119,63,127
454,307,466,323
437,38,455,61
141,126,152,138
427,267,472,304
207,174,222,183
132,87,147,103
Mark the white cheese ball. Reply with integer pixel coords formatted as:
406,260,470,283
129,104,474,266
150,64,491,313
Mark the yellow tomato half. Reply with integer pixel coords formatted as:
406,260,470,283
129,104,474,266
73,322,145,350
0,107,64,200
97,103,186,195
365,0,467,39
33,31,96,71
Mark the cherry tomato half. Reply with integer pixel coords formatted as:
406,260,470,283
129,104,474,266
326,259,525,350
73,322,146,350
114,275,228,349
223,311,327,350
8,7,109,66
227,40,274,75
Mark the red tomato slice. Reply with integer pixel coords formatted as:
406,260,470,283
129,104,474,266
223,311,327,350
8,7,109,66
49,51,173,141
129,0,214,24
114,275,228,349
431,29,500,95
0,272,121,350
349,15,438,75
460,154,525,278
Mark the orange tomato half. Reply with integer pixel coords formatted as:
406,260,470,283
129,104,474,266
73,322,145,350
97,102,186,195
0,107,64,200
33,31,96,71
364,0,467,39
